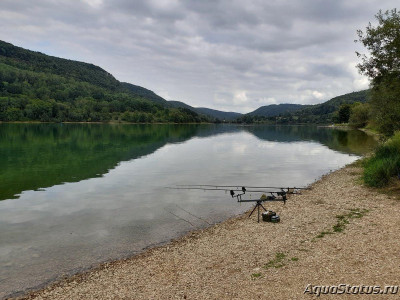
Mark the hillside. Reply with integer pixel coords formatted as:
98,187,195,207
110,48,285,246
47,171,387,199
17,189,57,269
120,82,168,105
195,107,242,121
248,103,306,117
0,40,206,123
168,100,242,120
238,90,369,124
0,41,119,90
289,90,369,123
168,100,195,110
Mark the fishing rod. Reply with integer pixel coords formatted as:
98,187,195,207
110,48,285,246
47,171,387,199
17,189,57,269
168,184,304,222
166,187,297,194
169,186,306,197
176,184,310,190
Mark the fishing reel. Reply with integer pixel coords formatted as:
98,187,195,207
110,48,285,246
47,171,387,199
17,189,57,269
230,187,246,198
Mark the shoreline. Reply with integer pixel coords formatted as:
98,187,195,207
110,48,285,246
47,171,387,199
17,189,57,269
0,121,349,126
0,121,216,125
12,161,400,299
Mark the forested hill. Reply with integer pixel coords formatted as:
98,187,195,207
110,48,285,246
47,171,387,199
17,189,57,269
0,40,119,90
120,82,167,105
195,107,242,120
238,90,369,124
287,90,369,124
248,103,306,117
0,40,204,122
168,100,242,120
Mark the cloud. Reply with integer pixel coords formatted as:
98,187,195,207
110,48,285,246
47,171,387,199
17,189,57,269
312,91,325,100
257,97,277,105
232,91,248,105
83,0,104,8
0,0,397,112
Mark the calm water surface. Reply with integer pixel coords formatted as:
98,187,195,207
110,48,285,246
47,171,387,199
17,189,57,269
0,124,377,297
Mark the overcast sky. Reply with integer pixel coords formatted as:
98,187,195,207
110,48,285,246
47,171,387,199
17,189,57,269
0,1,397,113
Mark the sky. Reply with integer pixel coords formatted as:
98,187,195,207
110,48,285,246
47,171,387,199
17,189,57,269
0,0,398,113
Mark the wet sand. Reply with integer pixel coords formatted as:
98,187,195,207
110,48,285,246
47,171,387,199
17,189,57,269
16,164,400,299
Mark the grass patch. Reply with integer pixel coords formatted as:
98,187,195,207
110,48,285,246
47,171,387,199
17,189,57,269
334,209,369,232
314,208,369,239
363,132,400,187
264,252,286,269
333,215,349,232
315,230,334,238
251,273,262,279
260,253,299,274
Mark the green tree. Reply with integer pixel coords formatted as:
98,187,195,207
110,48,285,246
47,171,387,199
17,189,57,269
338,104,351,123
4,107,23,121
356,9,400,135
349,102,370,128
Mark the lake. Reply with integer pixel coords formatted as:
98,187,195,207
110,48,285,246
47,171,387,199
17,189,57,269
0,124,377,298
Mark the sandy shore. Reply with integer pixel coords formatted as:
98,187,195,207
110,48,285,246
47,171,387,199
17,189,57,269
16,163,400,299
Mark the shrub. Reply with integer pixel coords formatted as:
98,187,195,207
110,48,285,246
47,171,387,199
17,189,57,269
363,132,400,187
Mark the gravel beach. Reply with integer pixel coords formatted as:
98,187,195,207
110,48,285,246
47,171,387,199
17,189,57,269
16,163,400,299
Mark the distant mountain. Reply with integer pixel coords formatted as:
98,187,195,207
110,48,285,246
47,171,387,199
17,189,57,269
248,103,306,117
195,107,242,120
238,90,370,124
168,100,242,120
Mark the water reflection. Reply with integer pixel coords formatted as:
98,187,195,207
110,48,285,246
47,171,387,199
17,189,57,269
0,124,376,201
244,125,377,155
